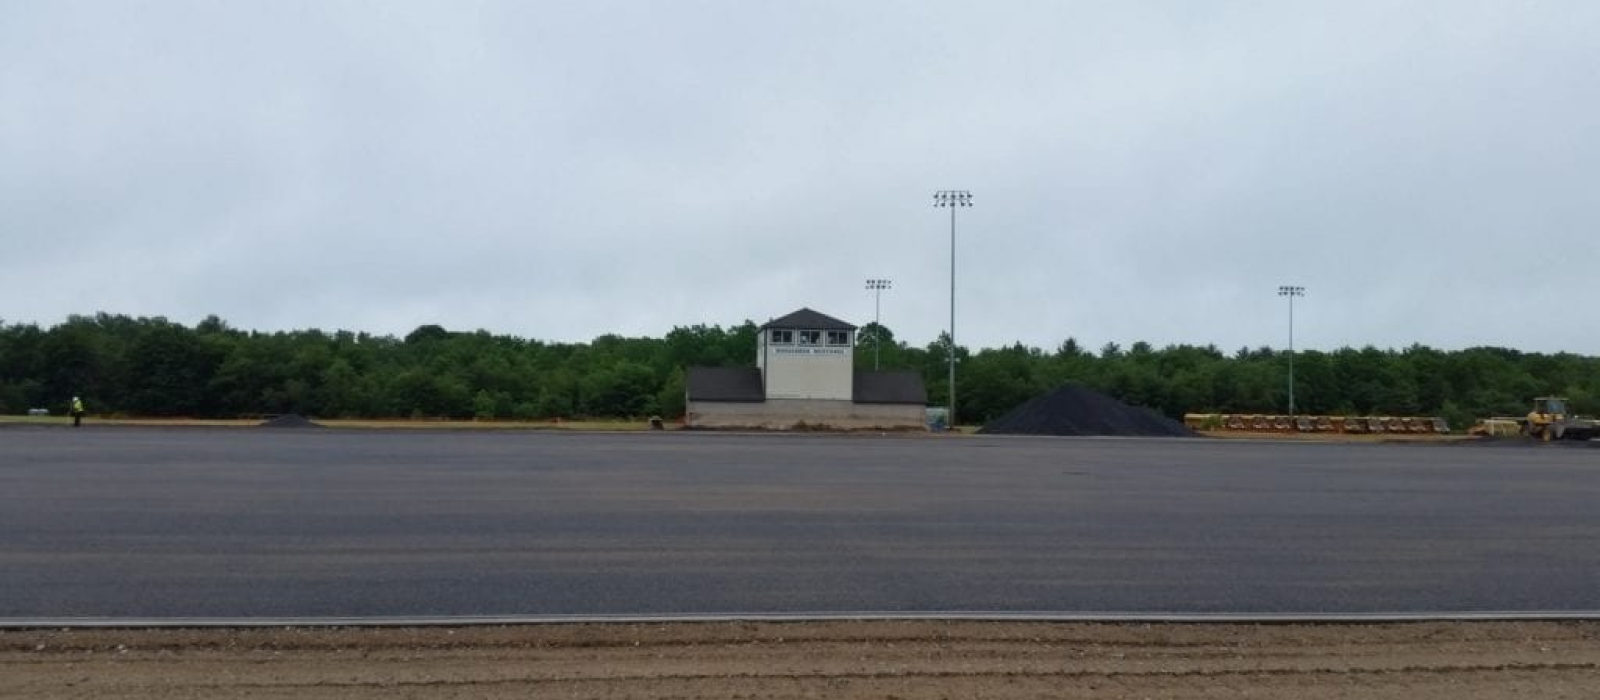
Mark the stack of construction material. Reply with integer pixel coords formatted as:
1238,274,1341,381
1183,414,1450,434
978,385,1192,437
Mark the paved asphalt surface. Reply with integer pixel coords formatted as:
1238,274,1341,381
3,426,1599,617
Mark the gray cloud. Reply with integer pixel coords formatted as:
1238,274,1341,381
4,1,1598,352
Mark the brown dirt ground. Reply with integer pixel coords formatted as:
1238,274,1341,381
4,621,1599,699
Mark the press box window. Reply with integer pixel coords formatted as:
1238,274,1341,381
826,331,850,346
799,330,822,345
770,329,794,344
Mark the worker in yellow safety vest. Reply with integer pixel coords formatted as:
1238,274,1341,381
70,396,85,427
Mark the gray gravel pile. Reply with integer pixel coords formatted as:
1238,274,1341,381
978,384,1192,437
259,414,323,429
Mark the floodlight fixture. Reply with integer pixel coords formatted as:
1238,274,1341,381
933,190,973,208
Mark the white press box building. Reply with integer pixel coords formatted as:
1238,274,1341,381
684,308,927,430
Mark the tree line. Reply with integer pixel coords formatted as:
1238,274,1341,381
3,313,1598,428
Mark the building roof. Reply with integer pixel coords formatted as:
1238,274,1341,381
853,370,927,405
686,366,765,402
759,308,857,331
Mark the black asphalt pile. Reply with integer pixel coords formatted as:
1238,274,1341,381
259,414,323,429
978,384,1193,437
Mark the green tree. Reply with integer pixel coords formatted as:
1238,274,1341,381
657,367,687,418
583,361,658,417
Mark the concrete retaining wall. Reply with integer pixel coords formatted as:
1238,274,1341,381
687,398,924,430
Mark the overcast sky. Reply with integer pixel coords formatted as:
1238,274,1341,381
4,1,1598,353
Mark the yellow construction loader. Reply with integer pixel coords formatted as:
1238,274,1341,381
1521,397,1600,442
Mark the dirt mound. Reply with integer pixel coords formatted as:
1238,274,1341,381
979,384,1192,437
258,414,323,429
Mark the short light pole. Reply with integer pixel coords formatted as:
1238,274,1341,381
1277,285,1306,417
934,190,972,429
865,278,892,370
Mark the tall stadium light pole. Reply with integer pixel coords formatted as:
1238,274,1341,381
934,190,972,429
1278,285,1306,417
865,278,892,370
